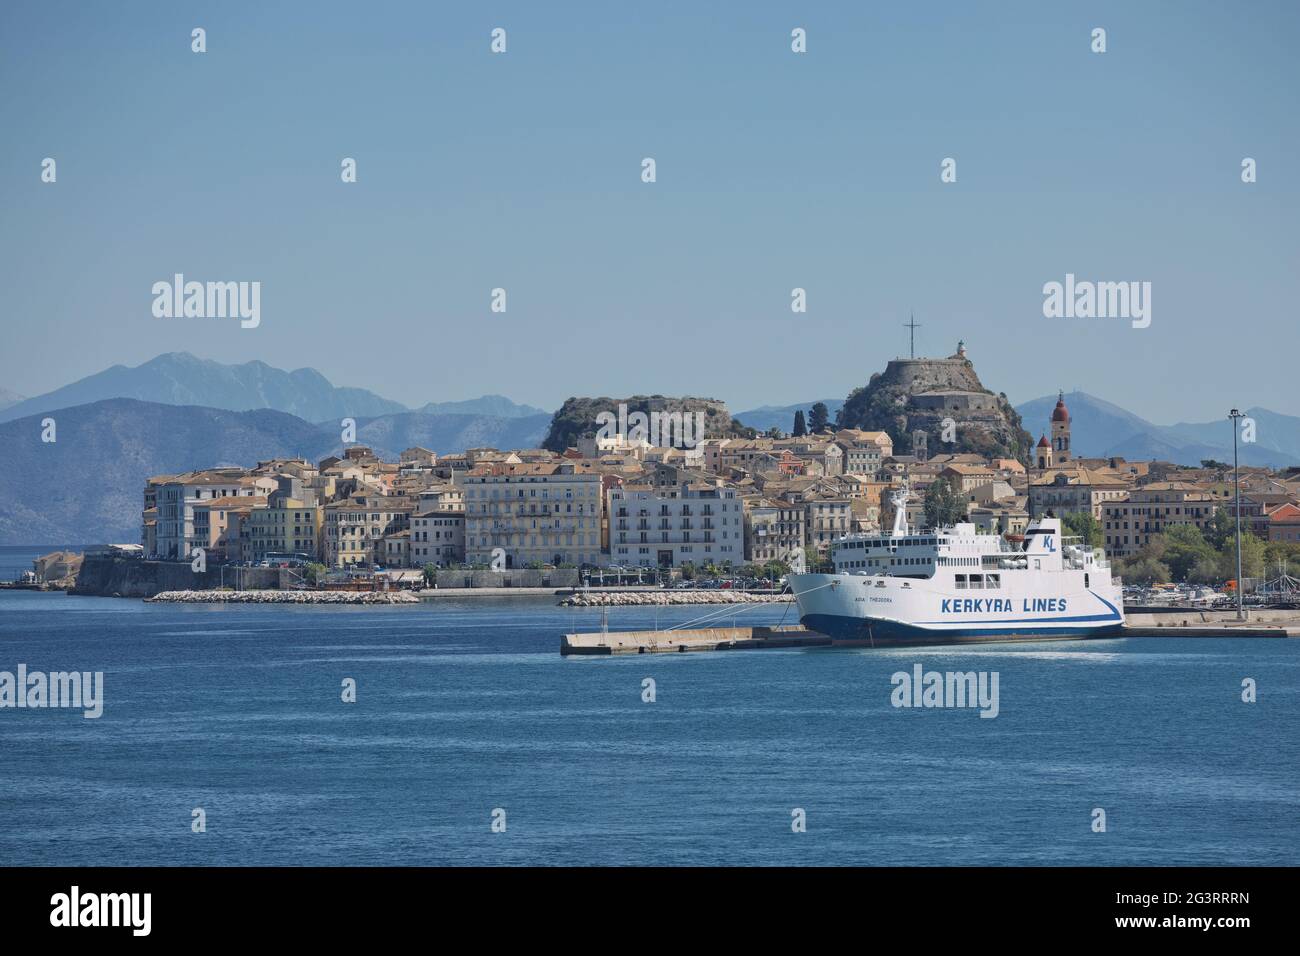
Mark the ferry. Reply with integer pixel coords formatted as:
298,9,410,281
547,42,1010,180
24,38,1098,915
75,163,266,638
789,484,1124,645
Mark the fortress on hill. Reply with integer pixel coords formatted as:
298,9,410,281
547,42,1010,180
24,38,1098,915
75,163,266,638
836,341,1034,463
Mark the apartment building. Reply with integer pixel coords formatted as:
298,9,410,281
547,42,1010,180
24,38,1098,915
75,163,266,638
463,462,603,567
192,495,267,563
745,499,806,564
1100,482,1218,558
608,481,743,568
153,470,275,559
245,490,323,564
804,495,852,553
1028,469,1130,520
410,486,466,566
322,495,415,568
833,429,894,475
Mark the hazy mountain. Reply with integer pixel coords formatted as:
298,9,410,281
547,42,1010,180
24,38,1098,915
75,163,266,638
348,412,552,460
732,399,844,434
1015,391,1299,468
0,386,24,411
0,399,558,544
0,399,333,544
415,395,548,418
0,352,408,424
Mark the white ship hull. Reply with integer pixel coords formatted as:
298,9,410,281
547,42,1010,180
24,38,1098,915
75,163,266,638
790,570,1124,645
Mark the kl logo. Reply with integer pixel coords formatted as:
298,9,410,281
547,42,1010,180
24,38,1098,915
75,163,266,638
1043,535,1056,552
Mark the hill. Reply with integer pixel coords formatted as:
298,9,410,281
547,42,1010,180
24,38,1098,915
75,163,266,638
837,348,1033,461
0,399,332,544
0,400,558,544
543,396,737,452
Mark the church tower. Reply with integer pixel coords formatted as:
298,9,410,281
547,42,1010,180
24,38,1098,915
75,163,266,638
1051,391,1071,463
1036,434,1053,470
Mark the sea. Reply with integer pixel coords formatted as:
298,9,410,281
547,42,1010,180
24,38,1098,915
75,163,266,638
0,545,1297,866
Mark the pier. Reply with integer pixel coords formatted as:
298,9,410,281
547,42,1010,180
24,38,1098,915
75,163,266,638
1123,609,1300,637
561,625,828,655
562,611,1300,654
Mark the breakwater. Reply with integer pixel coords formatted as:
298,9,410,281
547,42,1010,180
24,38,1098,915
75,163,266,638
146,589,420,605
560,590,792,607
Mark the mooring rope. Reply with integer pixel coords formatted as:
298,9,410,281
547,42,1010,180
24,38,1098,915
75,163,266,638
663,579,840,633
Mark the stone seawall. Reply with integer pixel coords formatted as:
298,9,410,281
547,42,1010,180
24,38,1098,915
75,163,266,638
72,555,285,598
560,590,792,607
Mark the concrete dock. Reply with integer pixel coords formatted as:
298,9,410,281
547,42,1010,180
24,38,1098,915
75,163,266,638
562,611,1300,655
561,625,829,655
1123,609,1300,637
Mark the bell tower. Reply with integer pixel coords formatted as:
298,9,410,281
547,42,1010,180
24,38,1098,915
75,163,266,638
1051,391,1071,463
1036,434,1053,470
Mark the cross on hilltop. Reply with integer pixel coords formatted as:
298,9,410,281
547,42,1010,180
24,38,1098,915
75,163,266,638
903,314,921,358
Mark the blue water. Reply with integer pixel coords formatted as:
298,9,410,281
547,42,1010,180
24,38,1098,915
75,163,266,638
1,590,1297,866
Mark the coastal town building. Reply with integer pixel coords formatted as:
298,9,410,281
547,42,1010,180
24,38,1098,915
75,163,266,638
745,499,806,564
322,495,415,568
1028,469,1130,520
1100,483,1219,558
463,462,603,567
153,470,276,560
608,481,744,568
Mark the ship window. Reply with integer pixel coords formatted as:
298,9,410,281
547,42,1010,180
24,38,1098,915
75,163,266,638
969,574,984,589
987,574,1001,589
955,574,968,590
1084,573,1089,588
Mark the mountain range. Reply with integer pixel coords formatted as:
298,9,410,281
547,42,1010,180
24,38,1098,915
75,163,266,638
0,399,551,544
731,400,845,434
0,354,553,543
1014,392,1299,469
1,355,1296,545
0,352,546,425
0,386,24,411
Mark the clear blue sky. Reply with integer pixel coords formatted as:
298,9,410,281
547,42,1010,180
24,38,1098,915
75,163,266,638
1,0,1296,421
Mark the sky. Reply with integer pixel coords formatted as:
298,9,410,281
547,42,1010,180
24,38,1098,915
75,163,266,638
1,1,1296,422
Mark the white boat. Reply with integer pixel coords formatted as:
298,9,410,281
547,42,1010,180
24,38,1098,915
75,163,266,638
789,483,1124,645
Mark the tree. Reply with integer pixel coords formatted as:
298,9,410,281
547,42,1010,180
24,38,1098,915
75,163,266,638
1118,556,1171,585
808,403,830,434
1186,555,1222,585
304,562,328,587
764,426,784,439
792,410,807,437
1200,459,1231,472
1061,511,1103,550
1219,530,1267,583
804,546,829,573
421,563,438,588
1205,509,1236,551
1159,524,1217,582
679,561,697,581
923,478,966,530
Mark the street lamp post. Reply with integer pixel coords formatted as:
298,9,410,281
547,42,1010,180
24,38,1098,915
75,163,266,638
1228,408,1246,621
